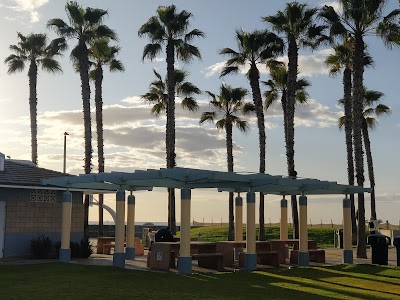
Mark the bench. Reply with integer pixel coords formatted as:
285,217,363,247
191,253,224,271
290,249,325,264
256,251,280,267
238,251,280,268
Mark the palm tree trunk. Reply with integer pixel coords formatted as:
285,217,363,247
28,60,38,166
166,39,177,234
226,122,234,241
362,119,376,220
248,62,266,241
353,32,366,258
343,67,357,244
78,42,92,238
287,35,299,239
95,64,105,237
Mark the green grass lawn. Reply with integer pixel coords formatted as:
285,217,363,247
189,226,337,247
0,263,399,299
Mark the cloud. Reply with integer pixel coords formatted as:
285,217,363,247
204,49,333,78
319,1,343,13
3,0,48,23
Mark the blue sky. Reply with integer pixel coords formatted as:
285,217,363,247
0,0,399,225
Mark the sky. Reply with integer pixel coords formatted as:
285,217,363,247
0,0,399,225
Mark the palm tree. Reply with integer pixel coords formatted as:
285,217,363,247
4,33,66,165
89,39,124,237
339,89,391,222
200,84,249,240
220,29,283,240
263,2,327,238
264,60,310,139
325,40,374,244
48,1,117,238
138,5,204,234
325,41,356,243
320,0,400,258
142,69,200,116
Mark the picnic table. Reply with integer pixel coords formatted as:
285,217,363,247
96,237,115,254
215,241,246,267
149,242,221,271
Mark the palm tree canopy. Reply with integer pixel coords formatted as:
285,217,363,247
219,29,283,78
263,2,328,48
4,32,66,74
319,0,400,46
138,4,205,62
88,38,124,79
200,84,249,133
264,61,310,109
142,69,201,116
47,1,117,59
338,88,391,130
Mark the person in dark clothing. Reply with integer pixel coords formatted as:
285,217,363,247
155,226,174,242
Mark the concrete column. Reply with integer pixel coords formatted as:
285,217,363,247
59,191,72,263
245,192,256,271
235,195,243,241
280,197,288,240
178,188,192,275
126,194,136,260
298,195,309,266
113,190,126,268
343,197,353,264
234,195,244,260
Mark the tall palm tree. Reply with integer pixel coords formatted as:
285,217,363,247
48,1,117,238
339,89,391,221
200,84,249,240
263,2,327,238
89,39,124,237
220,29,283,240
320,0,400,258
138,5,204,234
325,40,374,244
4,33,66,165
361,90,390,221
325,41,356,244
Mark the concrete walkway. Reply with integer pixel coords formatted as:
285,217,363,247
1,247,398,273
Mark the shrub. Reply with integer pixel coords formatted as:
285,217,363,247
30,235,53,259
80,238,93,258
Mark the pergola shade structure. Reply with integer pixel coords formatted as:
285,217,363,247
43,167,370,273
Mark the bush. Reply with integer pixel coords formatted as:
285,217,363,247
80,238,93,258
30,235,53,259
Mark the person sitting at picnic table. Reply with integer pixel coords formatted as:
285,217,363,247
155,226,174,242
148,228,155,250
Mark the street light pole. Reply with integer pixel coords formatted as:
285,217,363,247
63,132,69,173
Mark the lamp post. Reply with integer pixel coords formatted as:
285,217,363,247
63,132,69,173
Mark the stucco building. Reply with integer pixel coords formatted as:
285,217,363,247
0,152,84,258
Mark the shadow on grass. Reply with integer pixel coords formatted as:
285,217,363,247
1,263,400,300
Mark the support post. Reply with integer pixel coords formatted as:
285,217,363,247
234,195,243,260
59,191,72,263
113,190,126,268
280,197,288,240
178,188,192,275
126,194,136,260
245,192,256,271
298,195,309,266
343,196,353,264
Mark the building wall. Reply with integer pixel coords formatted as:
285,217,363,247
0,188,84,257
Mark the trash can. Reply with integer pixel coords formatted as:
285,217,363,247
393,236,400,266
367,234,391,265
334,229,343,249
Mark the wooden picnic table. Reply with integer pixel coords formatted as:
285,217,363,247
96,237,115,254
215,241,246,267
149,241,218,271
